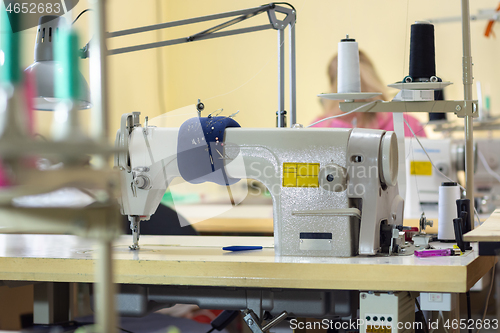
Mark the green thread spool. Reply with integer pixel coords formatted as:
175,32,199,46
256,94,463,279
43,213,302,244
55,27,81,100
0,5,21,84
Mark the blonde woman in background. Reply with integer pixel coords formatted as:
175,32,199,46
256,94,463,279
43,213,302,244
311,50,426,137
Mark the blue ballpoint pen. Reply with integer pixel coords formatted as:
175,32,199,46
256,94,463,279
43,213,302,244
223,246,263,252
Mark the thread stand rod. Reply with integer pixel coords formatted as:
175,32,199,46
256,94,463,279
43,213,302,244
95,240,116,333
277,28,286,128
89,0,109,169
461,0,475,230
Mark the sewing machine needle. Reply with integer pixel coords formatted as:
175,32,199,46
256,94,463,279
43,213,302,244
227,186,236,206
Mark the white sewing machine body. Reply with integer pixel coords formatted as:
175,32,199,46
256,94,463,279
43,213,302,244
404,138,462,219
475,138,500,213
475,138,500,190
116,113,404,257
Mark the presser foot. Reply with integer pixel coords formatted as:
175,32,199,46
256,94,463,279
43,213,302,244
129,216,141,251
129,230,140,250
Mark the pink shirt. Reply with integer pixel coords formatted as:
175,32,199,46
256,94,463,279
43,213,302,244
310,113,427,137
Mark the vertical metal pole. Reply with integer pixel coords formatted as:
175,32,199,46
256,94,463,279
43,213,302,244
89,0,109,149
95,240,116,333
288,23,296,127
88,1,116,330
461,0,475,230
277,29,286,128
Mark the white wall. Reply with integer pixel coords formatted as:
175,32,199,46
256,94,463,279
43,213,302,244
15,0,500,138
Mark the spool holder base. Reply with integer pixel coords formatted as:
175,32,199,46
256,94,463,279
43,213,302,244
387,81,452,91
339,99,478,118
317,92,382,101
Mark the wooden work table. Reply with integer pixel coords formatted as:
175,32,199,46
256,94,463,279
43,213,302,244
464,208,500,242
0,234,494,293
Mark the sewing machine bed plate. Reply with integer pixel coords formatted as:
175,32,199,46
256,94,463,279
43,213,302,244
0,234,493,293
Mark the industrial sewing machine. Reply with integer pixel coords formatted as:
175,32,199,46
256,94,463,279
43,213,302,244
403,137,500,218
115,111,404,257
404,138,464,219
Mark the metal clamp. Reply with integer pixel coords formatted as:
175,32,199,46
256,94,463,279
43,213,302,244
242,310,288,333
267,5,295,30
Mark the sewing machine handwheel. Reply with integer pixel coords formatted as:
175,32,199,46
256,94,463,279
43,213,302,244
380,131,398,187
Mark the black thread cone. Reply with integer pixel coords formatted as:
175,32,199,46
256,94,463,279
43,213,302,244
409,23,436,80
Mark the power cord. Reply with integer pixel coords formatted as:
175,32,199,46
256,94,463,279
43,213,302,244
439,311,449,333
72,9,92,25
414,297,429,333
272,2,297,18
206,310,239,333
466,291,472,333
72,8,93,59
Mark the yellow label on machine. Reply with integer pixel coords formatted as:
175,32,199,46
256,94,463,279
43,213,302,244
283,163,320,187
410,161,432,176
366,325,392,333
